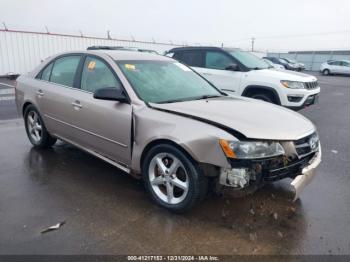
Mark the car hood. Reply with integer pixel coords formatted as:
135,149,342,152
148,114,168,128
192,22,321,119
249,69,317,82
150,97,315,141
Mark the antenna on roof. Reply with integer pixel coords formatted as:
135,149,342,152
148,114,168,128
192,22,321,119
45,26,50,34
79,30,83,37
107,30,112,40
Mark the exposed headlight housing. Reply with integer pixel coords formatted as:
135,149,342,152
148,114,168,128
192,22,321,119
281,80,305,89
219,140,285,159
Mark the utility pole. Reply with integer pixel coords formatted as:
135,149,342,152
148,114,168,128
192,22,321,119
251,37,255,52
2,22,8,31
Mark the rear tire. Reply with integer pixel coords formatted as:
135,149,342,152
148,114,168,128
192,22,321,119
142,144,208,213
322,69,330,76
24,105,57,149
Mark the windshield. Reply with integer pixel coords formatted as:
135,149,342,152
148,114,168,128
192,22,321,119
283,58,295,63
228,50,269,70
117,60,223,103
279,58,288,64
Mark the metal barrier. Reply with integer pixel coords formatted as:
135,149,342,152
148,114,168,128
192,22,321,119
0,29,182,76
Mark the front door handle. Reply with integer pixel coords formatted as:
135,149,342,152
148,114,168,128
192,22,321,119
36,89,44,98
202,72,212,76
71,100,82,110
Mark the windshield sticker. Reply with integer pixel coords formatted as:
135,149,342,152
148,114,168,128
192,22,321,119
174,62,191,71
87,61,96,70
125,64,136,70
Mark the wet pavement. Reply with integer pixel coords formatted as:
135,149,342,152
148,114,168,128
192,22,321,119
0,73,350,255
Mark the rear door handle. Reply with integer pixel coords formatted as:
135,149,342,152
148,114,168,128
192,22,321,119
36,89,44,98
203,72,212,76
71,100,82,109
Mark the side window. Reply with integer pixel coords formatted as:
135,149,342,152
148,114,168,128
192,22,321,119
331,61,341,66
205,51,233,70
50,56,81,87
81,56,121,93
177,51,204,67
40,62,53,81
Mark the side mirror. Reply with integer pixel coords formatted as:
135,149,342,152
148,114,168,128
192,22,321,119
93,88,128,103
225,63,239,71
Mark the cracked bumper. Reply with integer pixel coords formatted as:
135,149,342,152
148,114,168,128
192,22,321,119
290,145,322,201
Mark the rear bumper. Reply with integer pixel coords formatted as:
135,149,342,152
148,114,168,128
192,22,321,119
290,145,322,201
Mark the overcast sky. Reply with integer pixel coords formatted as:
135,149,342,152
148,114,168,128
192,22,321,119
1,0,350,52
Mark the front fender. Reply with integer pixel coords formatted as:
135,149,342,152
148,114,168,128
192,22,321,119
130,106,235,173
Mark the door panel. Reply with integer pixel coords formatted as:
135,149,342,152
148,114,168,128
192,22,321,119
71,55,132,165
197,67,242,94
40,84,82,141
67,92,132,165
34,55,82,140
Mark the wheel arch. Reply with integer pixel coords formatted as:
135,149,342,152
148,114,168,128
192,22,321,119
140,139,198,171
22,101,34,116
241,85,281,105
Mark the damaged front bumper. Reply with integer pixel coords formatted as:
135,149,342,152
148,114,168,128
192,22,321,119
291,145,321,201
219,145,322,201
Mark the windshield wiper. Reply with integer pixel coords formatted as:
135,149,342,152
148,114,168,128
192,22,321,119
193,95,223,101
157,98,190,104
157,95,223,104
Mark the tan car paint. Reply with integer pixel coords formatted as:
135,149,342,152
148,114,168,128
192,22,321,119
16,50,317,178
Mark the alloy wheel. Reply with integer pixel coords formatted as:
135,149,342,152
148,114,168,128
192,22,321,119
27,111,42,143
148,153,189,205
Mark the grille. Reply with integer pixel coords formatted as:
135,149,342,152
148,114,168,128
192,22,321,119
294,133,319,158
263,153,314,181
305,81,318,89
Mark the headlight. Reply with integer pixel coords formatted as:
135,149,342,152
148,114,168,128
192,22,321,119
219,140,285,159
281,80,305,89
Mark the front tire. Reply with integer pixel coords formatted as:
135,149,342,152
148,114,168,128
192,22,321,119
142,144,208,213
250,92,276,104
322,69,330,75
24,105,57,149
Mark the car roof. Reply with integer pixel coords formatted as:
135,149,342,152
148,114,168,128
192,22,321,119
62,50,172,61
168,46,241,53
328,60,350,63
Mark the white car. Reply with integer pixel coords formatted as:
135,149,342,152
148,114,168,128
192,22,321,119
320,60,350,75
263,59,285,70
167,47,320,110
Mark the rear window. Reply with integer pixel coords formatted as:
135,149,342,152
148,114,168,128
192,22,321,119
50,56,81,87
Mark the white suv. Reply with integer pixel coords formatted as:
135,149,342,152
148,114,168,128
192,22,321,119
167,47,320,110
